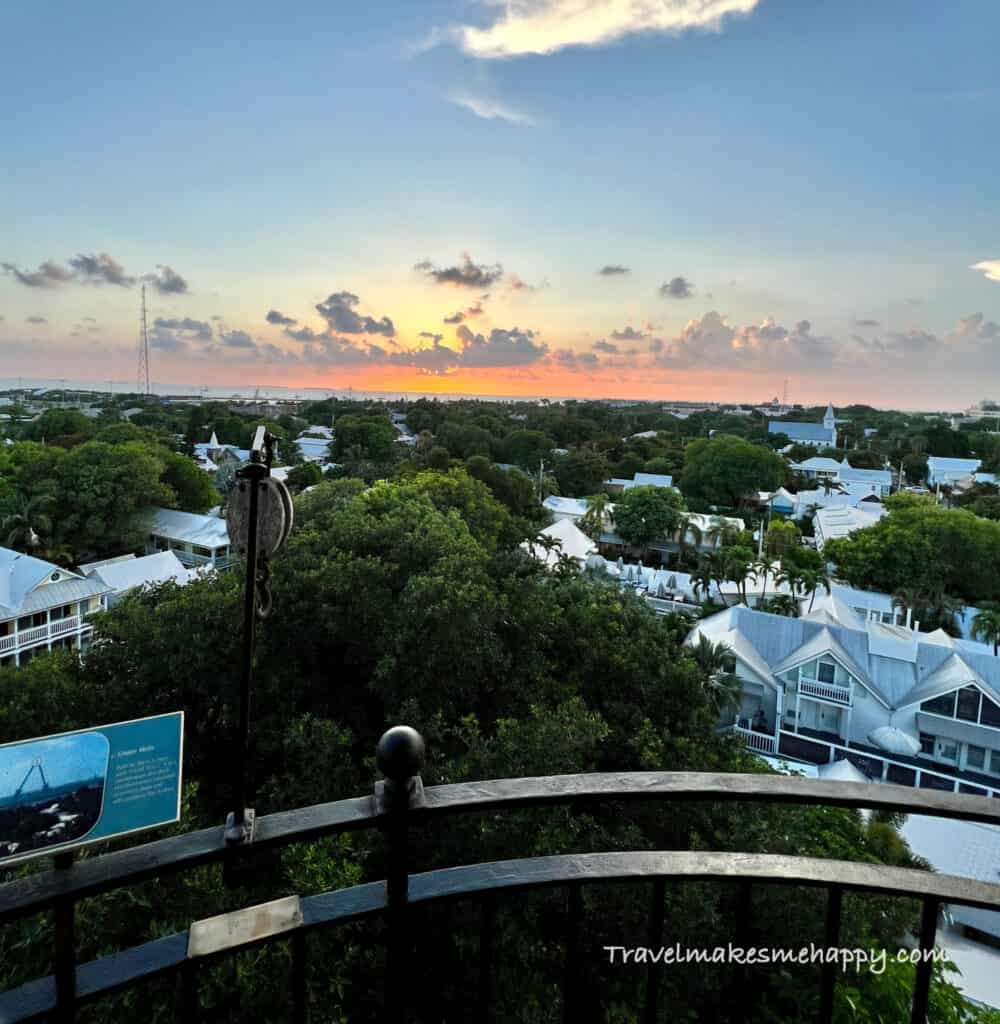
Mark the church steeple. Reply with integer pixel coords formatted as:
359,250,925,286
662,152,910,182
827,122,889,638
823,403,835,429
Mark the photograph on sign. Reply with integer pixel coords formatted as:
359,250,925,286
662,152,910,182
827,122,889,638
0,733,110,861
0,711,183,867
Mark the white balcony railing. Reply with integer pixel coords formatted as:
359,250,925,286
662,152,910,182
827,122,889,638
0,615,85,656
733,725,777,755
799,678,852,705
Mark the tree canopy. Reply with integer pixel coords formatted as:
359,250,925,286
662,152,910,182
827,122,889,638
681,435,786,508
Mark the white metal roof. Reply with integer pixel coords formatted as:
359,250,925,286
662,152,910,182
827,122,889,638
86,550,196,594
149,508,229,549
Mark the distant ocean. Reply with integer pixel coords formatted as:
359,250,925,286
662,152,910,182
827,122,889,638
0,378,574,404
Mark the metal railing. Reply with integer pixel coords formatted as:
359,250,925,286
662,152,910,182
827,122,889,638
733,724,778,755
3,726,1000,1023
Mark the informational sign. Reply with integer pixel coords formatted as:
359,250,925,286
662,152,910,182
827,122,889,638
0,712,183,867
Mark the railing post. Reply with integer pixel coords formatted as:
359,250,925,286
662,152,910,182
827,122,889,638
910,899,939,1024
818,887,842,1024
479,896,497,1024
292,929,308,1024
642,879,666,1024
562,883,582,1024
52,851,76,1023
376,726,426,1024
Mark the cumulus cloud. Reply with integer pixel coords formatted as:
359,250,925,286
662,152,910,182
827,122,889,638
450,92,535,125
949,312,1000,343
456,324,548,366
416,254,504,289
25,315,47,324
3,252,190,293
69,253,135,287
284,325,324,343
443,298,486,324
220,329,256,349
593,339,618,353
659,276,694,299
971,260,1000,283
2,260,75,288
598,264,630,275
552,349,600,369
419,331,444,343
146,265,189,295
154,317,212,341
266,309,298,326
441,0,760,58
314,291,396,337
657,311,836,371
610,325,645,341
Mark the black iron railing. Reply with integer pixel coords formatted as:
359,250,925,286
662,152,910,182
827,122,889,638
3,725,1000,1023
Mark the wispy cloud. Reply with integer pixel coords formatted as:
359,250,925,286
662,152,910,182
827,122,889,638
440,0,760,59
971,259,1000,283
449,92,535,125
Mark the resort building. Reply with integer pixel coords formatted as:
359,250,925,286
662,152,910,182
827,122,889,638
0,548,110,669
147,508,233,570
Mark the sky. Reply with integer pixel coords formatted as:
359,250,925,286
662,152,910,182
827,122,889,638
1,0,999,408
0,733,108,801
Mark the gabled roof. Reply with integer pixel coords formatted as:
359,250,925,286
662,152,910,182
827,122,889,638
771,626,888,706
789,457,842,472
899,652,995,709
543,495,590,518
149,508,229,549
769,422,836,442
0,547,110,617
86,551,196,594
523,519,597,568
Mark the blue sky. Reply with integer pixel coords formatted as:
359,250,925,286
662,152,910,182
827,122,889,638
1,0,998,406
0,733,109,800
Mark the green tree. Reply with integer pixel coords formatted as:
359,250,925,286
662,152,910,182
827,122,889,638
553,448,611,497
682,435,785,508
285,462,324,492
972,602,1000,655
502,429,555,472
331,414,397,462
161,452,218,512
611,485,686,553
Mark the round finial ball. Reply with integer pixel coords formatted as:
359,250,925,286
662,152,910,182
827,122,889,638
376,726,425,781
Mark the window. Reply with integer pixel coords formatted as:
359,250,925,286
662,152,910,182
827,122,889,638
967,745,987,770
957,686,981,723
937,740,958,763
192,546,212,558
817,662,836,684
922,692,957,717
919,733,935,755
981,697,1000,729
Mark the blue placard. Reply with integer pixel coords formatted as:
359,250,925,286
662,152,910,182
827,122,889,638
0,712,183,867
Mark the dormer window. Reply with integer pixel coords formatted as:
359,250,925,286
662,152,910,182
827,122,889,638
817,661,836,684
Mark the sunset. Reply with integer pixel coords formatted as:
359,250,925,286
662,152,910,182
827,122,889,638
3,0,998,407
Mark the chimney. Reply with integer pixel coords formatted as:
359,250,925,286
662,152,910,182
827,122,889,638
905,607,913,630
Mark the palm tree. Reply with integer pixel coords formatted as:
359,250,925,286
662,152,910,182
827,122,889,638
751,556,773,605
578,494,609,542
972,603,1000,655
690,558,716,605
674,517,703,568
723,551,753,606
764,594,800,618
689,635,743,716
3,493,55,553
799,567,832,613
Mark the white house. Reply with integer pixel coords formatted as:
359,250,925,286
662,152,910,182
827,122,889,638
604,472,674,493
927,457,982,487
81,551,199,607
689,601,1000,797
768,403,837,448
0,548,111,669
194,433,250,469
295,436,333,462
542,496,744,554
813,504,887,550
147,508,233,569
789,456,892,496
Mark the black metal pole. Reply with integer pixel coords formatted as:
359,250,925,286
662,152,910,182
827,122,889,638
376,726,425,1024
910,899,939,1024
233,462,264,835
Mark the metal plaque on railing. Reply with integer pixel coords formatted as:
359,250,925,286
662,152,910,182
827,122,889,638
0,712,184,867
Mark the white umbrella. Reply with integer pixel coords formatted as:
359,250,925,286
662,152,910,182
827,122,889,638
868,726,921,757
818,759,871,784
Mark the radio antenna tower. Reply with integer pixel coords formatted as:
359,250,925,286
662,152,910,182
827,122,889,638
137,284,151,396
